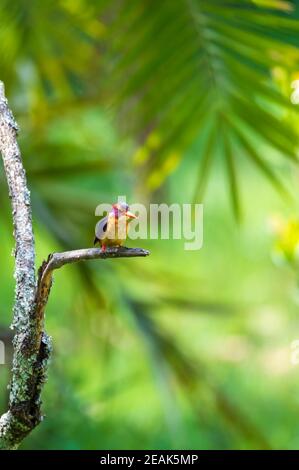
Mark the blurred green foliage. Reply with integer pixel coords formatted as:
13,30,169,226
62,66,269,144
1,0,299,450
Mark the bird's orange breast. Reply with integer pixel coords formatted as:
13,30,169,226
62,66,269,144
101,215,129,247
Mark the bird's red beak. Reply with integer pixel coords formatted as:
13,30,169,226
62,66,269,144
125,211,137,219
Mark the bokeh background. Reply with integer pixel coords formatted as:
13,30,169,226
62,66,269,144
1,0,299,450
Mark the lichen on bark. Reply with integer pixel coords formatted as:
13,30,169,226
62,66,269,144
0,81,51,450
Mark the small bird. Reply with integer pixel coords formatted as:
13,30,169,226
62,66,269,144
94,202,137,252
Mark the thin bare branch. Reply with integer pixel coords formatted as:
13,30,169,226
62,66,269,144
45,247,150,271
35,247,150,348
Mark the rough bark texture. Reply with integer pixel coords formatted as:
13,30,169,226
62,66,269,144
0,81,51,450
0,81,150,449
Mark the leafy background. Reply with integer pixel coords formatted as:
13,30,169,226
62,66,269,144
1,0,299,449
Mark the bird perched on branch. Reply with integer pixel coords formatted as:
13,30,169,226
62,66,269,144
94,202,137,252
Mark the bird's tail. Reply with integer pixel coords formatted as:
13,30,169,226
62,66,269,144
93,237,99,246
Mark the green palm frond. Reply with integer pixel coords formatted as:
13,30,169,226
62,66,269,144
0,0,106,97
1,0,298,215
103,0,299,212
